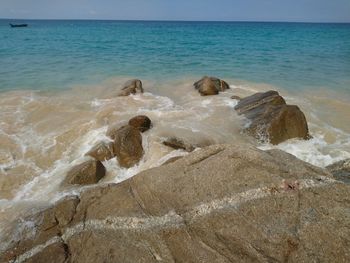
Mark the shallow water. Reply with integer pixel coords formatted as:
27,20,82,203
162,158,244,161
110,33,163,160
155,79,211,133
0,20,349,247
1,20,350,92
0,77,349,233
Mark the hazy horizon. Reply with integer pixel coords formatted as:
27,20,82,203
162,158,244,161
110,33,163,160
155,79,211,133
2,18,350,24
1,0,350,23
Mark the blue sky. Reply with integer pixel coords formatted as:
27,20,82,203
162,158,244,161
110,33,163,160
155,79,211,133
1,0,350,22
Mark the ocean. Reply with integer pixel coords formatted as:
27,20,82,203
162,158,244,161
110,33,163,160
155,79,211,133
1,20,350,91
0,20,350,244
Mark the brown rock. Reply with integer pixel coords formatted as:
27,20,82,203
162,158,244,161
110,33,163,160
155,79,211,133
128,115,152,133
63,160,106,185
2,144,349,263
231,95,241,100
326,158,350,183
235,90,310,144
163,137,195,152
234,90,286,114
194,76,229,96
106,123,124,140
113,125,144,168
162,156,184,165
85,141,114,161
117,79,143,96
26,242,68,263
0,196,79,262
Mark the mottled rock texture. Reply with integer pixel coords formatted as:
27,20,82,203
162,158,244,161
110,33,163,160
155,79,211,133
1,144,349,263
112,125,144,168
62,160,106,186
326,158,350,184
85,141,115,161
194,76,230,96
128,115,152,133
234,90,310,144
162,137,196,152
118,79,143,96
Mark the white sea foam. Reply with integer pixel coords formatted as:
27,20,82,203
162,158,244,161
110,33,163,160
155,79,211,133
1,79,350,247
259,132,350,168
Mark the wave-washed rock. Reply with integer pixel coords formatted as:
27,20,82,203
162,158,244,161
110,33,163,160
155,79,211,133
2,144,349,263
117,79,144,96
85,141,115,162
326,158,350,184
194,76,229,96
234,90,310,145
111,125,144,168
128,115,152,133
62,159,106,186
162,137,196,152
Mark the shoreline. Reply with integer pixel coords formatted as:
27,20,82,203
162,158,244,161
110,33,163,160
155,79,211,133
0,76,349,261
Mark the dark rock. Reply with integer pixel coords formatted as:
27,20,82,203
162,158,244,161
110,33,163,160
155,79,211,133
128,115,152,133
85,141,115,161
326,158,350,183
234,90,286,114
63,160,106,185
2,144,349,263
231,95,241,100
194,76,229,96
234,90,310,145
113,125,144,168
117,79,143,96
163,137,196,152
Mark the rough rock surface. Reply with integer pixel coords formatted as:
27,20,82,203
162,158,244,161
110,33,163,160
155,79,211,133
62,160,106,186
106,123,124,140
231,95,241,100
163,137,196,152
128,115,152,133
326,158,350,184
2,144,349,263
85,141,115,161
112,125,144,168
162,156,184,166
234,90,310,144
117,79,143,96
194,76,230,96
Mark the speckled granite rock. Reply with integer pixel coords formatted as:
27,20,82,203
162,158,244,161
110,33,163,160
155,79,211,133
1,144,349,263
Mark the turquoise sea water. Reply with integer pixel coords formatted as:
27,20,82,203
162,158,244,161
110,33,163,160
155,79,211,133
0,20,350,92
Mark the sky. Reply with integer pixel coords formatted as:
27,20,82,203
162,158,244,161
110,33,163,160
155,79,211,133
1,0,350,23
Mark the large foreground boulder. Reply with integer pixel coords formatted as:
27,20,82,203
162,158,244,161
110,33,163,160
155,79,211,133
112,125,144,168
62,159,106,186
194,76,230,96
117,79,143,96
235,90,310,144
326,158,350,184
2,144,349,263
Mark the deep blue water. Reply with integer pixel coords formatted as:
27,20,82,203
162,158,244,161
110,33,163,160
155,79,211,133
0,20,349,92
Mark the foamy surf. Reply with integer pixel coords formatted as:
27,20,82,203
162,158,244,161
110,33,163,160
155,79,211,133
0,77,349,242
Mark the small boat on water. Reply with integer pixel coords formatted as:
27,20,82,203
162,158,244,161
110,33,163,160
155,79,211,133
9,23,28,28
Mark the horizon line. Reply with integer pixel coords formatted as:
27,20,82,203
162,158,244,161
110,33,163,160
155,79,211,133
1,18,350,24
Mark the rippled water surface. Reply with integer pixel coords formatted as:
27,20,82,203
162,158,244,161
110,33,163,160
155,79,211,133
1,20,350,92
